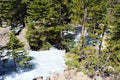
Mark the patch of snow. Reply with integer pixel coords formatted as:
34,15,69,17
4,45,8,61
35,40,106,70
4,47,66,80
74,33,81,42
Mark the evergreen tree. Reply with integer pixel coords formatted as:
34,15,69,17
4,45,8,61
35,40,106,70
0,0,13,27
0,0,27,32
106,0,120,73
10,0,27,27
27,0,72,50
8,32,30,71
87,0,107,54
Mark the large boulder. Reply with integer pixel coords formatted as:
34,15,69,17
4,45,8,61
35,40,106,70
0,27,11,49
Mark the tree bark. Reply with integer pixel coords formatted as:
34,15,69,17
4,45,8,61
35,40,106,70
79,8,87,52
13,57,17,72
98,27,105,54
82,8,87,36
0,18,2,27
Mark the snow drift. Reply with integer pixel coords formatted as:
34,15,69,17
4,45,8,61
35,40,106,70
3,47,66,80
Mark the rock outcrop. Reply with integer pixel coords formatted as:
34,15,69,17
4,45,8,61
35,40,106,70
34,68,92,80
0,27,11,49
34,67,117,80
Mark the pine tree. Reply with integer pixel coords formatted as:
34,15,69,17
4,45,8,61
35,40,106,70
0,0,27,31
26,0,72,50
106,0,120,73
0,0,13,27
8,32,30,71
11,0,27,27
69,0,94,54
87,0,107,54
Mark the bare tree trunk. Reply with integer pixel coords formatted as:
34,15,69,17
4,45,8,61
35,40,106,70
82,8,87,36
80,8,87,49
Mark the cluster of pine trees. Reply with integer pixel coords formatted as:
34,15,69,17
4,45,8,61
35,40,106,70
0,0,120,78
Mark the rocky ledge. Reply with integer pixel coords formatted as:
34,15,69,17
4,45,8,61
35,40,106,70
33,68,112,80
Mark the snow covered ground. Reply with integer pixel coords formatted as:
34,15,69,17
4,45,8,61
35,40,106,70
3,47,66,80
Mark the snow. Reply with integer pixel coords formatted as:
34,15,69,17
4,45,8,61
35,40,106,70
3,47,66,80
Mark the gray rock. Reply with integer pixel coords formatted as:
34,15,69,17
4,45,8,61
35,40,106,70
0,27,10,48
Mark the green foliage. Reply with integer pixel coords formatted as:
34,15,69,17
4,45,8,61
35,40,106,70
26,0,72,50
0,0,120,77
65,53,80,68
65,50,112,75
8,32,24,50
18,51,31,68
8,32,31,71
105,0,120,74
26,22,42,50
0,0,27,26
41,42,52,50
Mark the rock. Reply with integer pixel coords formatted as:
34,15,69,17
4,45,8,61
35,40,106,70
49,76,57,80
76,72,85,80
0,27,11,49
76,72,91,80
103,77,110,80
106,66,114,72
17,28,30,50
33,77,43,80
76,72,85,77
68,68,77,79
94,76,103,80
34,68,93,80
46,68,91,80
57,74,66,80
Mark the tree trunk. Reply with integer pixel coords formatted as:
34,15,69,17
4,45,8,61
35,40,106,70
82,8,87,36
98,27,105,54
79,8,87,52
99,40,102,54
0,17,2,27
13,57,17,72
